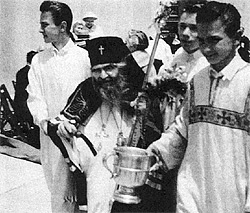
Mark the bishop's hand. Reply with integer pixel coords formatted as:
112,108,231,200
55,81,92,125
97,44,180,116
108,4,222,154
57,119,77,140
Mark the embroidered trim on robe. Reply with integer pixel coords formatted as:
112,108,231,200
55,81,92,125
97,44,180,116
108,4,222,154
61,77,102,125
189,79,250,134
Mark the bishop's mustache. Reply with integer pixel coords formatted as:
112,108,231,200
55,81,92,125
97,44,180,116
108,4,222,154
95,76,117,87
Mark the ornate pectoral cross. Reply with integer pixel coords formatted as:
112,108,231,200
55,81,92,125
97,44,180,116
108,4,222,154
96,124,109,138
95,124,109,152
116,131,127,146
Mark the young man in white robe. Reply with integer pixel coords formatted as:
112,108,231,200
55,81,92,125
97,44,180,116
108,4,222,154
147,1,250,212
158,1,209,131
26,1,91,212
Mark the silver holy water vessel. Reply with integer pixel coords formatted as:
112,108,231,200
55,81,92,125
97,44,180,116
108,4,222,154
103,146,157,204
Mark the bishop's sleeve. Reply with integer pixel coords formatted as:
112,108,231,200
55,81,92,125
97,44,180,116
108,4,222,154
26,59,49,127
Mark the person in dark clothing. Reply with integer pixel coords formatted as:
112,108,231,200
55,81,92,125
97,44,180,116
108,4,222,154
14,50,40,149
53,36,176,213
14,51,37,123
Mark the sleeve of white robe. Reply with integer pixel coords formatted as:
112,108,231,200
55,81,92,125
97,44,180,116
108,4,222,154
148,96,189,170
27,55,48,128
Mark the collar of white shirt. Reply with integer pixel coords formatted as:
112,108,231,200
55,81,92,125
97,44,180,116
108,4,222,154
210,53,248,81
187,49,204,63
174,47,204,63
51,39,75,56
192,49,204,61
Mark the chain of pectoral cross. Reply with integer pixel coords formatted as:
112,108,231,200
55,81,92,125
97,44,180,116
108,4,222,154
96,103,126,146
96,104,112,138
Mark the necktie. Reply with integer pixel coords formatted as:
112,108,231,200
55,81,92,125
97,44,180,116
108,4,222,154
209,68,223,105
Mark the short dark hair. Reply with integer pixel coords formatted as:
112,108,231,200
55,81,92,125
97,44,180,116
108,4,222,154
180,0,206,15
196,1,241,39
196,1,249,62
40,1,73,34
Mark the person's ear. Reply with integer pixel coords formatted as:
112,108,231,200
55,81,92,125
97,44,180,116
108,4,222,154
234,27,244,46
60,21,67,33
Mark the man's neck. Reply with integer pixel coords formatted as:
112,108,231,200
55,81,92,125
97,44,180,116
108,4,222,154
211,51,236,72
52,35,70,51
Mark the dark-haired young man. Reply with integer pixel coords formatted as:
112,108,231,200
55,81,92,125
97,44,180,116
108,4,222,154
158,1,209,136
27,1,91,212
159,1,208,83
148,1,250,212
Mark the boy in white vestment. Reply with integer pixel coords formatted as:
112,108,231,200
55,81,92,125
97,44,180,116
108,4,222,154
147,1,250,213
158,2,209,131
